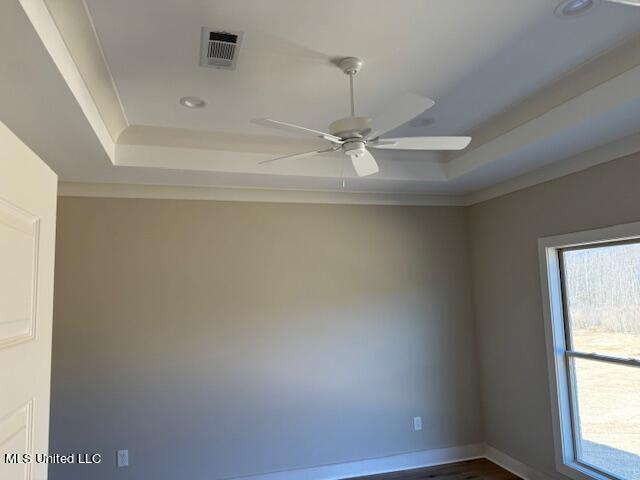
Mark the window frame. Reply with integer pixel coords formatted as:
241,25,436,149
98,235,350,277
538,222,640,480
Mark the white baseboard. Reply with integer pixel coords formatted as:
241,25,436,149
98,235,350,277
484,445,556,480
227,444,485,480
222,443,555,480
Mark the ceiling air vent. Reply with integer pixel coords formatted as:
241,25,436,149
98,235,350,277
200,28,243,70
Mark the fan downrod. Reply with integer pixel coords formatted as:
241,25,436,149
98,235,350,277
330,57,370,137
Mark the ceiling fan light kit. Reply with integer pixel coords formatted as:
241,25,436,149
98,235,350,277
253,56,471,177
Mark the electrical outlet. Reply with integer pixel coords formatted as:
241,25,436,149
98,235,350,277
117,449,129,467
413,416,422,431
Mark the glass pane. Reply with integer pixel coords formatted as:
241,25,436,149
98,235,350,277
571,357,640,480
562,242,640,359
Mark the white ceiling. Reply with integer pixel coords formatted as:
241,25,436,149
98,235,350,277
86,0,640,137
6,0,640,203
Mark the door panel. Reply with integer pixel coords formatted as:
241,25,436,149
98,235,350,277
0,401,33,480
0,121,57,480
0,198,39,346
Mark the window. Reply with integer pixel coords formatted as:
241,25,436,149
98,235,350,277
539,224,640,480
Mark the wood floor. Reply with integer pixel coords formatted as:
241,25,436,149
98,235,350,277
348,459,520,480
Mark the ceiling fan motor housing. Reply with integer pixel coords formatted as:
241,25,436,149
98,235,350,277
329,116,371,137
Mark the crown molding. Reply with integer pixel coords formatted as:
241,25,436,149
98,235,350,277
447,59,640,179
462,131,640,205
58,130,640,206
454,32,640,157
19,0,120,160
44,0,128,135
58,182,466,206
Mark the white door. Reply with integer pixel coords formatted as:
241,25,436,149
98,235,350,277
0,121,57,480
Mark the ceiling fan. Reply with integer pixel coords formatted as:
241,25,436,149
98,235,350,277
252,57,472,177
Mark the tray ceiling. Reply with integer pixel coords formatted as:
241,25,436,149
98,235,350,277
7,0,640,203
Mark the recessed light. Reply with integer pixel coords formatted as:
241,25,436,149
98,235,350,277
555,0,600,17
179,96,206,108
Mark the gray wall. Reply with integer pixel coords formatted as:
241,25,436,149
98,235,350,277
50,198,482,480
468,152,640,478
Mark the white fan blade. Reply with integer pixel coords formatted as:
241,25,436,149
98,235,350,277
252,118,343,144
259,147,338,165
367,140,398,147
369,136,471,151
351,150,379,177
369,94,435,138
605,0,640,5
